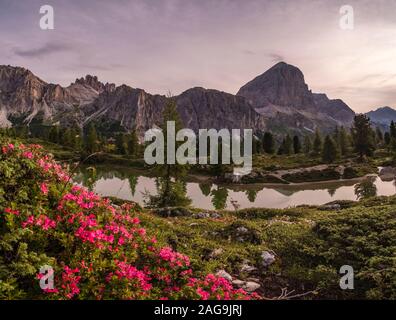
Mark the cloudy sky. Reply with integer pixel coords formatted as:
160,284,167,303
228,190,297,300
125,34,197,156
0,0,395,112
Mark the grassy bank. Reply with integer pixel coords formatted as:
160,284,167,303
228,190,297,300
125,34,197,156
127,197,395,299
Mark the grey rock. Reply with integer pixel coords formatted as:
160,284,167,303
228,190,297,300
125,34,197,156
232,279,245,287
236,226,249,234
232,279,261,292
210,213,222,219
215,270,232,282
240,263,257,273
379,167,396,181
261,251,276,267
193,212,211,219
320,203,341,211
243,281,261,292
209,248,224,258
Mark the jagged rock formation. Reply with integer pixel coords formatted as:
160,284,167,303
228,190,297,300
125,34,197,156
0,62,357,137
237,62,355,133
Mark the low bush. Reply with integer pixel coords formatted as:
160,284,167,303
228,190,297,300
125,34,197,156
0,139,257,300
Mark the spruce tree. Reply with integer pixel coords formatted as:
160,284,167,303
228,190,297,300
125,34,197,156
262,132,275,154
351,114,375,158
116,133,128,155
339,126,349,156
313,129,322,155
49,126,60,144
85,123,99,153
147,97,190,208
127,130,140,157
390,121,396,139
293,135,301,154
384,132,391,146
322,135,339,163
303,135,312,154
375,127,383,144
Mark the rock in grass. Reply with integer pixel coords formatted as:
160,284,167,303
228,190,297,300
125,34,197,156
193,212,211,219
244,281,261,292
261,251,276,267
319,203,341,211
240,262,257,273
209,248,224,258
232,279,261,292
216,270,233,282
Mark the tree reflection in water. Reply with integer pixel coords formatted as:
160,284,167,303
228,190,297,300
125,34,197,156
210,187,228,210
354,177,377,200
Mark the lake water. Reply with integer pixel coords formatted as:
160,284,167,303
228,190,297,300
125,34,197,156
73,166,396,210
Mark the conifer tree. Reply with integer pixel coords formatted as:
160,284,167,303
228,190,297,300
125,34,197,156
351,114,375,158
303,135,312,154
262,132,275,154
85,123,99,153
313,129,322,155
322,135,339,163
293,135,301,154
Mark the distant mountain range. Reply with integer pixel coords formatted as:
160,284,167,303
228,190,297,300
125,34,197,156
0,62,393,138
366,106,396,127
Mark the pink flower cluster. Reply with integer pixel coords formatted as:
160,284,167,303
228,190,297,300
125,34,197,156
0,140,259,300
158,247,191,268
22,214,57,230
108,260,152,292
4,207,20,216
61,266,81,299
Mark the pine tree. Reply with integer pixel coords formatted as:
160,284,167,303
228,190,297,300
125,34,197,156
384,132,391,146
322,135,339,163
390,121,396,139
48,126,60,144
147,97,190,208
61,128,73,147
252,137,262,154
375,127,383,144
262,132,275,154
339,126,350,156
351,114,375,159
85,123,99,153
116,133,128,155
313,129,322,155
127,130,140,157
72,127,83,150
303,135,312,154
278,135,292,155
293,135,301,154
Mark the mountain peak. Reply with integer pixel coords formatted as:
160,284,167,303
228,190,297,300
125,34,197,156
237,62,310,108
74,75,115,93
366,106,396,126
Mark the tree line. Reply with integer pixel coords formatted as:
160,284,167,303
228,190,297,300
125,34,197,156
0,123,141,158
252,114,388,163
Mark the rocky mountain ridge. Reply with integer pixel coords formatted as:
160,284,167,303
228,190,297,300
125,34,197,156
0,62,360,137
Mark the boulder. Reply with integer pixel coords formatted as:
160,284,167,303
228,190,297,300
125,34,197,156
215,270,232,282
379,167,396,181
232,279,261,292
240,262,257,274
319,203,341,211
208,248,224,259
193,212,211,219
261,251,276,267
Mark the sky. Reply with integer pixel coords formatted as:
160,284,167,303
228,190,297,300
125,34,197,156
0,0,395,112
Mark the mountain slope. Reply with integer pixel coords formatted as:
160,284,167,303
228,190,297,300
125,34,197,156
366,106,396,126
237,62,355,133
0,63,357,137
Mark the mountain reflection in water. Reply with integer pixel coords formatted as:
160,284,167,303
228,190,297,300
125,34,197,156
72,166,396,210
